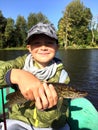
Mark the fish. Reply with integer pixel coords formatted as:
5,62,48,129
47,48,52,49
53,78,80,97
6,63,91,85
5,82,88,108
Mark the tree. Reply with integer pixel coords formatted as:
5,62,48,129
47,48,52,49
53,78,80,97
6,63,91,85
0,11,7,48
0,11,51,48
15,15,27,47
36,12,49,24
0,11,7,33
4,18,15,47
57,13,72,47
27,13,38,30
58,0,92,48
89,16,98,46
27,12,50,30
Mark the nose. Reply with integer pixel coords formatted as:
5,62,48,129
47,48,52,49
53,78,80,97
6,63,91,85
40,45,47,50
40,43,48,50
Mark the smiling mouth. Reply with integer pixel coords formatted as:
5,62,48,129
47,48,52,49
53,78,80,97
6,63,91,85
39,52,50,55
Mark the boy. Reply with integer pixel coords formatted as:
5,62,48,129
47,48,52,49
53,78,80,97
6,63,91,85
0,22,70,130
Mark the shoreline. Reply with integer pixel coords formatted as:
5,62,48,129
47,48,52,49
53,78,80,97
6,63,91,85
0,45,98,50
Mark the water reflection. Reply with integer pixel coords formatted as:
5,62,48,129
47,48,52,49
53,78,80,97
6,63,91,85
0,50,27,61
58,49,98,110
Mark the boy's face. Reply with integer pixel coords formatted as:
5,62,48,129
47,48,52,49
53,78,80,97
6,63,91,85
27,34,58,68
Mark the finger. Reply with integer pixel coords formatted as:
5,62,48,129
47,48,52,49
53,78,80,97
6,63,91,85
38,86,49,109
35,97,43,110
43,83,56,108
48,84,58,106
33,82,43,102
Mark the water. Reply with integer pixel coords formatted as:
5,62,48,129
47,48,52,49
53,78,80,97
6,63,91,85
0,49,98,110
58,49,98,110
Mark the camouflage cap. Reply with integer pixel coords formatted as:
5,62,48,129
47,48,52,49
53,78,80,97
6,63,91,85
26,22,58,44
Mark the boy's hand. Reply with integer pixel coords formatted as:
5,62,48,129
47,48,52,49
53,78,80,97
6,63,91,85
35,82,58,110
11,69,42,100
10,69,58,110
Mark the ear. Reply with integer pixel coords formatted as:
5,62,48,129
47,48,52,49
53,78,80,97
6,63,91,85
26,45,32,53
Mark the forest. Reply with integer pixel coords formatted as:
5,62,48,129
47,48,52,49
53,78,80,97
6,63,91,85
0,0,98,49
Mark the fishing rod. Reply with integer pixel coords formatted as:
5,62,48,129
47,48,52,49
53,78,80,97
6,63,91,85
1,88,7,130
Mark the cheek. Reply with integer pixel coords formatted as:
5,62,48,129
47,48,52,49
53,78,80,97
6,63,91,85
30,50,36,56
30,49,39,58
30,46,38,53
50,46,58,53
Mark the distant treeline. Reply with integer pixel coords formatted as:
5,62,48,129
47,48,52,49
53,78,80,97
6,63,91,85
0,0,98,49
0,10,50,48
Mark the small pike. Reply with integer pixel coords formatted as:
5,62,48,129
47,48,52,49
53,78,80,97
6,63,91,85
5,82,88,108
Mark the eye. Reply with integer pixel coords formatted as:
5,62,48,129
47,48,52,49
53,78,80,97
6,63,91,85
46,41,53,44
31,42,42,46
34,42,41,44
46,41,56,45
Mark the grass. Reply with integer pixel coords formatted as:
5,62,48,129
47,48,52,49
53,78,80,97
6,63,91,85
0,47,27,50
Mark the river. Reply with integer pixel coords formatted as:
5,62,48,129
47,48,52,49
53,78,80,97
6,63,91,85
0,49,98,110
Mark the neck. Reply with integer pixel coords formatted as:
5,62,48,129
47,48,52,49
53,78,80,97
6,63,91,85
33,60,49,69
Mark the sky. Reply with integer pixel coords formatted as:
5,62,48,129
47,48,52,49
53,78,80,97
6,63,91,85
0,0,98,29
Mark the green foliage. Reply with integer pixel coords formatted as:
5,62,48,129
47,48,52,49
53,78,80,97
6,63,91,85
0,0,97,49
57,0,93,48
0,11,50,48
27,12,50,30
4,18,15,47
0,11,7,48
0,11,7,33
15,15,27,47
